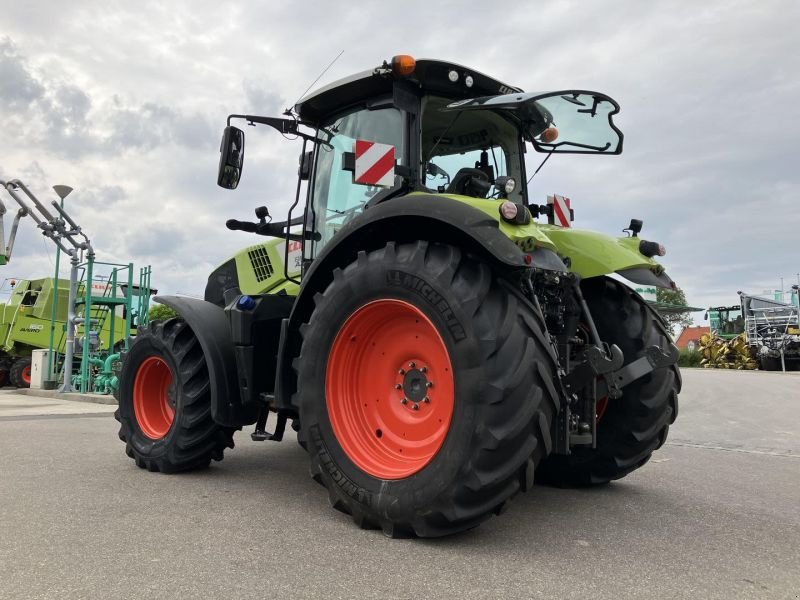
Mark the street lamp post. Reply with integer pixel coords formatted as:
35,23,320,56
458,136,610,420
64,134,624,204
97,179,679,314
45,185,72,388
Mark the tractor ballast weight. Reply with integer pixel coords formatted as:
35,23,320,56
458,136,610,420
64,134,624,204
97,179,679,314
117,56,681,537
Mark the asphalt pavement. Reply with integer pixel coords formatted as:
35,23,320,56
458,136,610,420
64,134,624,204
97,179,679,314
0,370,798,599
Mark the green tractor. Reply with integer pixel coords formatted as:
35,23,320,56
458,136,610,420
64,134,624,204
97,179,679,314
115,56,680,537
0,277,131,387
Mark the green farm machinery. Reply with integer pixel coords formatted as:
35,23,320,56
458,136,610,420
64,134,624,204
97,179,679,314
116,56,680,537
0,180,152,391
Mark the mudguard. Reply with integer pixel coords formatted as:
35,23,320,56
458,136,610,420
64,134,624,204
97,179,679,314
153,295,248,427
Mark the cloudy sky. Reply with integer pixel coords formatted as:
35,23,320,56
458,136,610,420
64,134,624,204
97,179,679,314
1,0,797,320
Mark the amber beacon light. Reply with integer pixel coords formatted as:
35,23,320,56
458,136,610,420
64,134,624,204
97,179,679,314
391,54,416,76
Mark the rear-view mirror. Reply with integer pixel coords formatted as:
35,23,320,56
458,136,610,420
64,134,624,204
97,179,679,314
217,126,245,189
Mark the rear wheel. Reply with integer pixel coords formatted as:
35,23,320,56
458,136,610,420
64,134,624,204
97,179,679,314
10,357,32,388
115,319,235,473
759,355,783,371
295,242,559,537
537,277,680,486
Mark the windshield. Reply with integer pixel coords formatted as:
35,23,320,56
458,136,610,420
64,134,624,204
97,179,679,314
445,90,623,154
421,96,524,202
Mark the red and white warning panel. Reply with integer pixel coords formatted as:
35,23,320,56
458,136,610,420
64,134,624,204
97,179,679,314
354,140,395,187
547,194,573,228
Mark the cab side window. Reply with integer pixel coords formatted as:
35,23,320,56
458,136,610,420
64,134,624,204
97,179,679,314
308,107,404,257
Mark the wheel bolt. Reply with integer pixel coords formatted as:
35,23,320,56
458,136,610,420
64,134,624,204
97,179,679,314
395,384,402,390
412,403,419,410
401,398,408,405
398,369,405,375
426,382,433,388
408,361,416,368
420,366,427,373
423,396,430,403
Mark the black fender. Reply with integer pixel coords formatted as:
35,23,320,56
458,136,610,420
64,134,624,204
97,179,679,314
274,194,565,409
153,295,247,427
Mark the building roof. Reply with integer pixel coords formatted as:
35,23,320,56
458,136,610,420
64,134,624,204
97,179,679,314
675,325,710,349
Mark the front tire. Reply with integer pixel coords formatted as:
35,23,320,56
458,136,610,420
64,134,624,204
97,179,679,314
537,277,680,486
115,319,234,473
10,357,32,388
295,242,560,537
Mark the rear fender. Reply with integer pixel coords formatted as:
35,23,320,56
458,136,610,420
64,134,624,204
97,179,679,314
153,296,252,427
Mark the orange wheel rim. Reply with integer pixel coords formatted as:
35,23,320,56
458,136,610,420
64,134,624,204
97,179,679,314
133,356,175,439
21,365,31,385
326,299,455,479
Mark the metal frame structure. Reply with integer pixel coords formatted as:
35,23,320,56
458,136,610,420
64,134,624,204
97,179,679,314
739,290,800,371
1,179,151,392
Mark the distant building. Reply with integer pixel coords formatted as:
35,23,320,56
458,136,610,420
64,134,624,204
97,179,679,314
675,325,710,351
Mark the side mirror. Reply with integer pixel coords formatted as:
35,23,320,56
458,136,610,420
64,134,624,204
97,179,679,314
217,126,245,189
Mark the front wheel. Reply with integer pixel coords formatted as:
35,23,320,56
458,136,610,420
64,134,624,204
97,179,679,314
10,357,32,388
295,242,560,537
537,277,680,486
115,319,234,473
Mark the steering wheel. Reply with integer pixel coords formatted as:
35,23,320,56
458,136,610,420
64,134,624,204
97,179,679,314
446,168,492,198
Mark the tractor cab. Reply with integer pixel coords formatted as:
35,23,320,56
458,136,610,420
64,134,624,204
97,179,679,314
218,56,624,266
707,305,745,339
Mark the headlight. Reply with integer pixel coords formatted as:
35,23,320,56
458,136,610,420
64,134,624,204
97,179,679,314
495,176,516,197
500,201,518,220
639,240,666,257
499,201,531,225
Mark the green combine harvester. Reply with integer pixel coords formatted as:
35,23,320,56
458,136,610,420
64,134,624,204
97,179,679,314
116,55,681,537
0,277,132,387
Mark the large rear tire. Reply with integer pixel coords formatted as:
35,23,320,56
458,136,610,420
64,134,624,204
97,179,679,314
10,357,32,388
759,356,783,371
115,319,235,473
537,276,680,486
295,242,560,537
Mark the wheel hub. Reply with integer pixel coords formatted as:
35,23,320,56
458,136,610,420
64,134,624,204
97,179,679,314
397,362,433,409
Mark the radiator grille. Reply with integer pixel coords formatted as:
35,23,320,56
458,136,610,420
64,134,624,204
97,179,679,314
247,245,274,282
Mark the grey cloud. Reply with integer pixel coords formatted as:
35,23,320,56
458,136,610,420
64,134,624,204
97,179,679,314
70,185,127,210
1,37,217,158
0,37,44,109
242,79,285,115
106,102,215,152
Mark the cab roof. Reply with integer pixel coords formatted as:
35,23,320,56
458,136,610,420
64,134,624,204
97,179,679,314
294,58,522,124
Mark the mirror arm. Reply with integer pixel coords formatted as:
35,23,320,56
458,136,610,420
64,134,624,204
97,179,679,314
226,114,320,143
